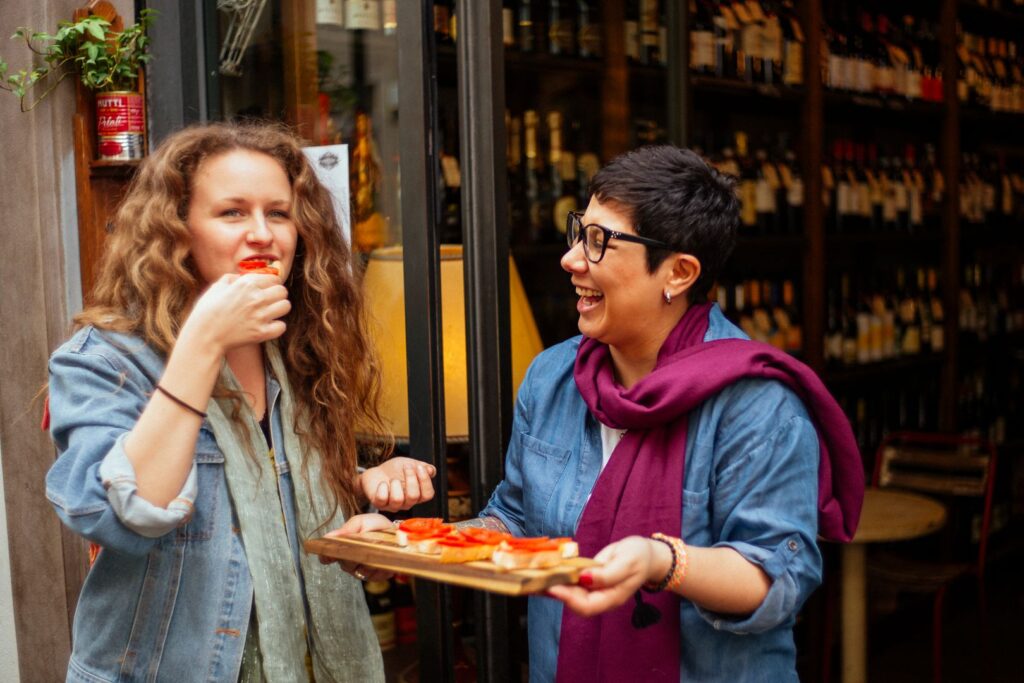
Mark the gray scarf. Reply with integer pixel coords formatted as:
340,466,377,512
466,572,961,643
205,343,384,683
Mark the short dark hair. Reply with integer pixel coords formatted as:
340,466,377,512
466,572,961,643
589,145,738,303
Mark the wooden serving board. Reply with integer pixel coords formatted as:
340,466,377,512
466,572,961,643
304,530,597,596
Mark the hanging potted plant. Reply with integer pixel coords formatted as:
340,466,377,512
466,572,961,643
0,8,156,160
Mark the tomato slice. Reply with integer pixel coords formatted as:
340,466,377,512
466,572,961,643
238,259,268,270
503,536,562,551
459,528,509,545
398,518,447,534
238,259,279,276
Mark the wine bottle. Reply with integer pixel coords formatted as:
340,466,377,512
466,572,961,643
507,113,527,233
734,131,758,233
523,110,547,242
639,0,661,65
549,0,576,56
780,0,804,86
577,0,602,58
350,110,387,252
690,0,715,75
503,0,517,49
548,111,579,235
518,0,537,53
624,0,641,63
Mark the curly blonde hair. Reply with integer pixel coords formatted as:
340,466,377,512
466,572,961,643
75,121,392,517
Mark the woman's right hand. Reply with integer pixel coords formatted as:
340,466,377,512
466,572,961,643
181,273,292,354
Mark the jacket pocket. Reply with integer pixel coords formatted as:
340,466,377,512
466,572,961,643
519,433,572,531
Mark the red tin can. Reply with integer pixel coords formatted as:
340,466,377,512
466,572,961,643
96,91,145,160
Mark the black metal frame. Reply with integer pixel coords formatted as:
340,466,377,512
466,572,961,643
396,2,454,680
141,0,219,143
455,1,513,679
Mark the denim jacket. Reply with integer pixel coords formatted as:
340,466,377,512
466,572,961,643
481,306,823,683
46,327,317,682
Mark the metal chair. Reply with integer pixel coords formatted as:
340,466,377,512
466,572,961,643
868,431,997,683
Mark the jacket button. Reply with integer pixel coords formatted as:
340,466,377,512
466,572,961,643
787,540,799,551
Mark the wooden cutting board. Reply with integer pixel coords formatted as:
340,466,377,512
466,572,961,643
304,530,597,596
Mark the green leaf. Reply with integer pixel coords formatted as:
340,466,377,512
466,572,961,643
85,22,106,42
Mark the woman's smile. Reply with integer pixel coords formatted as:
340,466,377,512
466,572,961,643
575,285,604,313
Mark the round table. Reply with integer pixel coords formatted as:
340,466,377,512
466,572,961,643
841,488,947,683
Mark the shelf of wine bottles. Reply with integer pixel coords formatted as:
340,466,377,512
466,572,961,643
824,268,945,371
701,130,804,238
713,277,803,353
957,259,1024,448
823,137,944,236
688,0,805,88
821,2,944,103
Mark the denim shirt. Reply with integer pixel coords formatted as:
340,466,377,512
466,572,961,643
46,327,308,682
481,306,823,683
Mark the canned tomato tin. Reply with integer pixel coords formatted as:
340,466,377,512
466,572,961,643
95,91,145,160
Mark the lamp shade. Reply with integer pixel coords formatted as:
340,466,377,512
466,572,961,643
362,244,545,441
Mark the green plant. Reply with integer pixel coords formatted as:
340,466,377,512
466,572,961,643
0,9,156,112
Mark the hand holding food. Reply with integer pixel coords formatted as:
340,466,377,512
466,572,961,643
545,535,668,617
180,261,291,354
324,513,396,581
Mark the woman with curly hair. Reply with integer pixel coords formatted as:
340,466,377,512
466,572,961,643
45,122,432,682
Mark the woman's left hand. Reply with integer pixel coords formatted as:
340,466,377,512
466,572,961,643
360,457,437,512
323,513,395,581
546,536,670,617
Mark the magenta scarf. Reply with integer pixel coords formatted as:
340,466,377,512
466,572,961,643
554,303,864,682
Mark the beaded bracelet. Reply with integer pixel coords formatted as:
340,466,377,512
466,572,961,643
643,533,688,593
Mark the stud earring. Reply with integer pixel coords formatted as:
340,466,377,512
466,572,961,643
664,290,672,305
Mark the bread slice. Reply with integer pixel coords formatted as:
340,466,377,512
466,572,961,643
438,543,498,564
491,548,563,570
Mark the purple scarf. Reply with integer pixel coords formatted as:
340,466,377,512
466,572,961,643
555,303,864,682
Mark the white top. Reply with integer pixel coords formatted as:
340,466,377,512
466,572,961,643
599,422,628,471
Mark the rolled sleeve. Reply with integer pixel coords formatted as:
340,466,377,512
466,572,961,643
45,334,193,554
696,395,823,634
696,534,808,634
99,433,197,537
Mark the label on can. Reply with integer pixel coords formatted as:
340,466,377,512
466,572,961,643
96,93,144,135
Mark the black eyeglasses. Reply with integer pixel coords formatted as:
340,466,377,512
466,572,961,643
565,211,672,264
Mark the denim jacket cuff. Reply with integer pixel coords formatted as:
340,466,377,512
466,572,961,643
693,536,803,634
98,433,198,538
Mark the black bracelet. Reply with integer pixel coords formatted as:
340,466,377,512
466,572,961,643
642,535,677,593
155,385,207,419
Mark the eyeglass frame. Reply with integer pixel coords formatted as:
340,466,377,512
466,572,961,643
565,210,673,263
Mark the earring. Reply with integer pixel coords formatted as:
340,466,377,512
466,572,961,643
664,290,672,305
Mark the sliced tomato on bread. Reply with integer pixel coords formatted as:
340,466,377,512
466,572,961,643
238,258,281,276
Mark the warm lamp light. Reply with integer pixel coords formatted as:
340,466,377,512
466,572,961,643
362,244,545,441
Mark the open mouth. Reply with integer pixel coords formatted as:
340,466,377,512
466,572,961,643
575,285,604,310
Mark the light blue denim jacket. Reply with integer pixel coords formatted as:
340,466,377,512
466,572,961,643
481,305,823,683
46,327,309,682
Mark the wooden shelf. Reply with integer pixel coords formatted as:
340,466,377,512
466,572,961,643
690,75,804,103
958,0,1024,26
824,353,945,386
823,90,945,118
440,45,605,76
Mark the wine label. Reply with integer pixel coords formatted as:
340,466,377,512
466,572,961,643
691,30,715,69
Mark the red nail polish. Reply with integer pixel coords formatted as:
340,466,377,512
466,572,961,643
578,573,593,588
